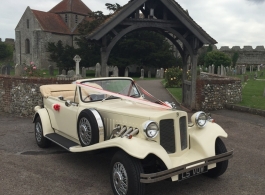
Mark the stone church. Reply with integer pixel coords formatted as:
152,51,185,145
15,0,92,69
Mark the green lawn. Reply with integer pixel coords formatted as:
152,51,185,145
165,70,265,110
238,79,265,110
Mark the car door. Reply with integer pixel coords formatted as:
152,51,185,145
55,88,80,140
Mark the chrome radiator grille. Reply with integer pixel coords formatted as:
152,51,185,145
179,116,187,150
160,119,176,153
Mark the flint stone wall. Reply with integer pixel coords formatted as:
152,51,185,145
0,75,73,117
196,72,242,111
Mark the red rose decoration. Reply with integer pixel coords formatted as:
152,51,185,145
53,104,60,111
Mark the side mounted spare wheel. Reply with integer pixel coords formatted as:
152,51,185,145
77,109,105,147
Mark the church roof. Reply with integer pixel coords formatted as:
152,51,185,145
32,10,72,34
49,0,92,15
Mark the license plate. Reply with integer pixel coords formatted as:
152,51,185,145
179,166,208,181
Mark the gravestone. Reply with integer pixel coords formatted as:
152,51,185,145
95,63,101,77
148,70,151,78
208,66,212,74
62,69,66,75
106,66,109,77
113,66,119,77
221,65,224,76
1,65,7,75
49,65,54,76
67,70,75,78
82,67,86,78
223,67,226,76
73,55,81,76
140,69,144,79
160,68,164,78
258,65,260,71
156,69,160,78
217,66,220,75
212,64,215,74
124,67,129,77
254,71,258,79
205,67,208,72
15,64,22,76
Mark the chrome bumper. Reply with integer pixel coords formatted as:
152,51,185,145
140,150,234,183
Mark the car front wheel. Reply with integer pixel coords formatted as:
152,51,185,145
204,137,228,178
110,151,145,195
34,116,51,148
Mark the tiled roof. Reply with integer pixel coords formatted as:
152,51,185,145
49,0,92,15
32,10,72,34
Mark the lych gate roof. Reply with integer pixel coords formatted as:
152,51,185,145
49,0,92,15
86,0,217,45
32,10,71,34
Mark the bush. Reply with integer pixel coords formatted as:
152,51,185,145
23,62,43,77
164,67,183,88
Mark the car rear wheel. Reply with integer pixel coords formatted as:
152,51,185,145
204,137,228,178
34,116,51,148
110,150,145,195
77,109,100,146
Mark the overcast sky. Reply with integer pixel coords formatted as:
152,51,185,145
0,0,264,49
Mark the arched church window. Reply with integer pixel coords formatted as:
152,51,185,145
27,19,29,29
25,39,30,54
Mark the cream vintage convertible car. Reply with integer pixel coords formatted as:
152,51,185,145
33,77,233,195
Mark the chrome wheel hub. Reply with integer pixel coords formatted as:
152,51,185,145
79,118,92,145
113,162,128,195
35,122,42,142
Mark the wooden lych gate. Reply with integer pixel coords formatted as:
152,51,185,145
86,0,217,110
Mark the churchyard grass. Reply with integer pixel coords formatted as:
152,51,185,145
238,79,265,110
167,88,182,102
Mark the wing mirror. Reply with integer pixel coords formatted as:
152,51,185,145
65,100,71,107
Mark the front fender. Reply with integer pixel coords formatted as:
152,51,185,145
33,108,54,136
70,137,173,169
189,122,227,157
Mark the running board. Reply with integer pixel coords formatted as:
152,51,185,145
45,133,79,151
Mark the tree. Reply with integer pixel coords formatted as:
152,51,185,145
204,51,231,73
47,41,76,70
232,52,239,67
0,42,12,60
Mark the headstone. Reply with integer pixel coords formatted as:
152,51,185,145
217,66,221,75
124,67,129,77
106,66,109,77
95,63,101,77
208,66,212,74
82,67,86,78
156,69,160,78
67,70,75,78
49,65,54,76
73,55,81,76
15,64,22,76
212,64,215,74
148,70,151,78
140,69,144,79
205,67,208,72
62,69,66,75
258,65,260,71
160,68,164,78
1,65,7,75
113,66,119,77
221,65,224,76
254,71,258,79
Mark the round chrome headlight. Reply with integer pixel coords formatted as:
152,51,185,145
143,121,159,138
191,111,207,128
